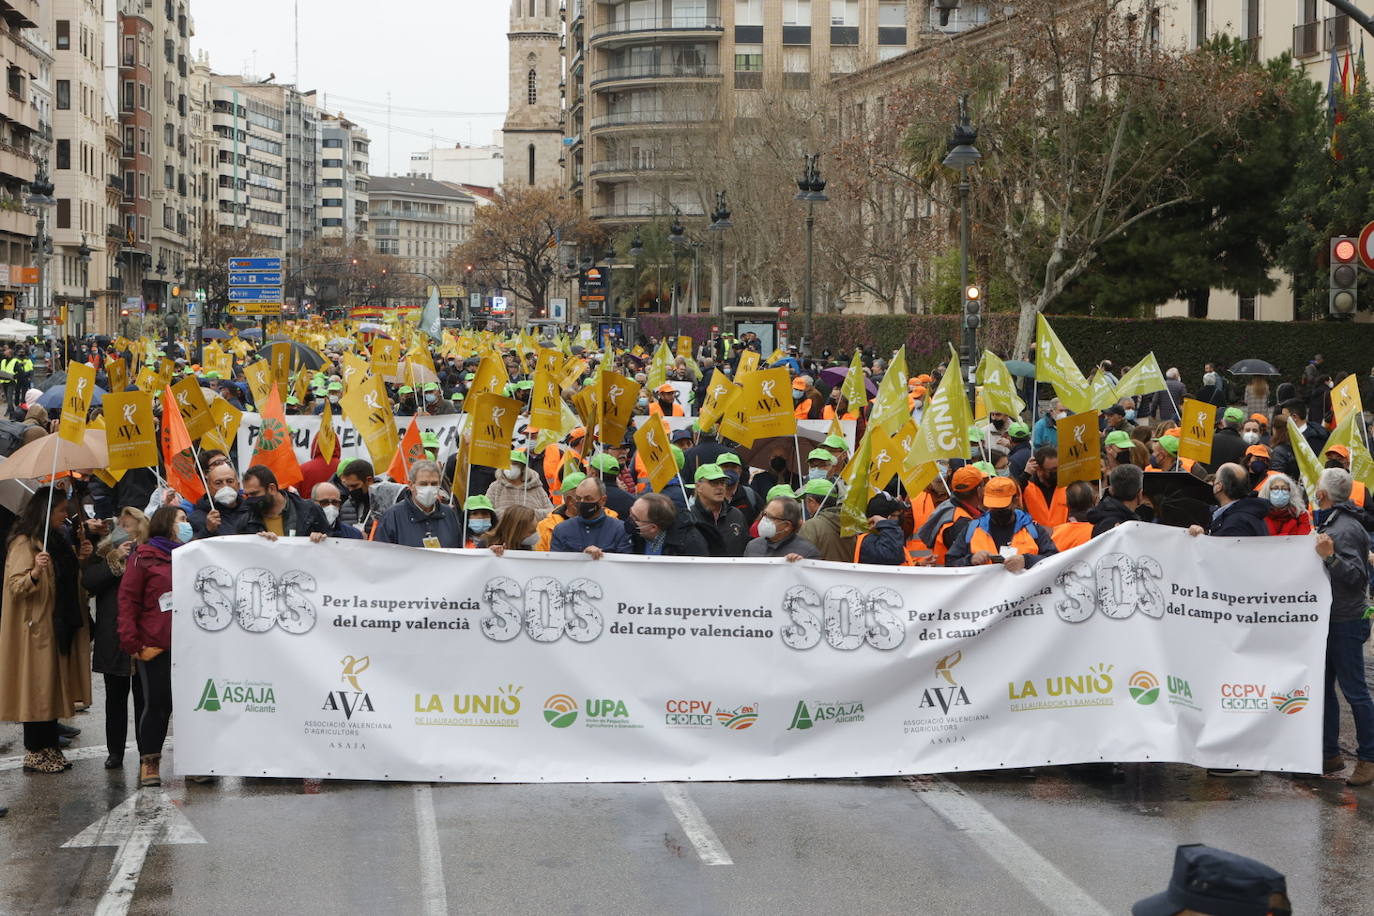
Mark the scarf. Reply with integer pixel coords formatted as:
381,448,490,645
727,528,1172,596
49,531,83,656
147,536,182,556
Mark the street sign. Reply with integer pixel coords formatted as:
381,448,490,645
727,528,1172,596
228,257,282,271
491,295,508,315
229,302,282,316
229,287,284,302
1358,221,1374,271
778,322,790,331
229,272,284,286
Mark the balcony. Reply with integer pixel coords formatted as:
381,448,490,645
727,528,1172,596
1238,35,1260,62
589,157,690,178
0,144,32,182
591,62,721,87
368,207,451,224
589,109,715,130
1326,15,1350,52
590,202,704,220
0,207,35,236
590,15,723,45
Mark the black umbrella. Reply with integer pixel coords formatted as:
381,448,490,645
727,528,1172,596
200,328,229,340
1229,359,1279,377
262,339,326,372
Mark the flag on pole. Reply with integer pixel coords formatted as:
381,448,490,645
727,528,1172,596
906,348,973,468
385,416,427,485
160,384,205,502
974,350,1025,418
58,362,96,444
418,286,442,342
340,372,399,471
315,400,338,465
103,390,158,471
1113,352,1168,399
201,398,243,455
738,367,797,440
840,350,867,409
467,392,521,470
250,384,304,489
633,415,678,494
1087,369,1118,411
869,347,910,435
839,429,874,538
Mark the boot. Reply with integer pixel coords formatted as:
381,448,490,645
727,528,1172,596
21,749,65,774
139,753,161,788
104,753,123,770
1347,760,1374,787
1323,755,1345,774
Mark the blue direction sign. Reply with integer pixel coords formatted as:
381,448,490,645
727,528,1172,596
229,271,284,286
228,257,283,271
229,286,284,302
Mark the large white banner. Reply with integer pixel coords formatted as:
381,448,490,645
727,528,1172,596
170,524,1329,783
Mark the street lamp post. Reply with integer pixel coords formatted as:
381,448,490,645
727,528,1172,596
628,231,644,318
707,191,732,324
942,94,982,407
795,155,827,358
25,168,54,367
76,236,91,343
603,243,617,319
668,210,686,339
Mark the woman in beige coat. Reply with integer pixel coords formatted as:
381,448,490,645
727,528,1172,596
0,485,92,774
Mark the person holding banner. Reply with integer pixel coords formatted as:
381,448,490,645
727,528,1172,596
690,465,748,558
946,477,1058,572
1088,464,1148,537
854,494,912,566
336,459,405,534
239,467,330,540
311,483,362,541
627,493,710,557
1188,465,1269,539
373,460,462,549
744,497,818,561
550,477,631,558
191,461,251,539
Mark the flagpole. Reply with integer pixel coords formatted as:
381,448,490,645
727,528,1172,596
41,438,60,553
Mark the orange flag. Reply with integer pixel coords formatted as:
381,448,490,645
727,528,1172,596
385,415,427,485
249,384,304,489
160,385,205,503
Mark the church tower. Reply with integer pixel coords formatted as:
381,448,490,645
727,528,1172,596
502,0,564,189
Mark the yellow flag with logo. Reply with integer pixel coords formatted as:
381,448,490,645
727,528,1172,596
696,370,737,433
1177,398,1216,464
529,358,562,431
1055,411,1102,486
869,347,911,435
58,362,96,444
646,341,672,392
1332,374,1363,426
1087,369,1118,412
169,374,213,440
102,390,158,470
467,352,509,405
715,384,755,448
907,349,972,467
676,335,693,360
1034,313,1091,413
243,359,273,407
1113,352,1168,399
634,414,679,494
840,350,867,409
201,397,243,455
134,366,160,394
268,345,292,388
105,356,127,396
1325,412,1374,494
839,428,874,538
467,392,521,470
534,396,579,455
867,425,901,492
316,400,338,464
598,370,639,448
340,373,399,471
340,351,369,392
974,350,1024,418
371,337,399,379
738,367,797,440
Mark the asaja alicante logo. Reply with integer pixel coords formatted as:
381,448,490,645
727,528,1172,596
414,685,523,727
1008,663,1115,712
193,677,276,713
543,695,643,729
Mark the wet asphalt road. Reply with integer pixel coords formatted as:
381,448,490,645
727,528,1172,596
3,675,1374,915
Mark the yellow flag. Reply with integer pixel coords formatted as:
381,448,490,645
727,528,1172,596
105,356,128,396
243,359,273,407
467,352,509,404
1034,313,1091,412
58,362,96,444
1055,411,1102,486
676,335,693,360
1113,352,1168,399
102,390,158,470
840,350,867,409
340,351,369,392
647,341,672,391
633,415,678,494
736,349,760,376
371,337,399,379
739,367,797,440
715,384,755,448
974,350,1025,418
201,398,244,455
340,373,399,471
170,375,213,440
1177,398,1216,465
839,429,874,538
907,349,972,467
558,355,589,390
468,392,521,470
529,358,563,431
1087,369,1118,411
598,370,639,447
869,347,910,435
867,425,901,492
134,366,160,393
268,345,292,388
534,396,579,455
1332,374,1363,426
696,370,737,433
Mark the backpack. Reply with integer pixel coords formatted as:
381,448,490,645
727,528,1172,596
0,419,27,457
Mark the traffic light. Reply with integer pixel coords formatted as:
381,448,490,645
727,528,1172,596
1330,236,1358,316
963,284,982,329
120,308,129,317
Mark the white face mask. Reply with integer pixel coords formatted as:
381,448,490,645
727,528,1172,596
757,518,778,540
414,485,440,508
328,394,340,404
504,468,522,480
214,486,238,507
1241,431,1260,445
322,504,339,525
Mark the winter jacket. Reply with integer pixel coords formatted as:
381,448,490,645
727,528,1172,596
629,512,711,557
550,510,632,554
373,497,464,548
1208,428,1247,473
857,519,909,565
190,494,254,539
117,541,175,653
691,500,748,557
1318,502,1372,623
1205,497,1270,538
799,505,857,564
484,467,554,517
239,492,330,538
0,535,91,722
743,532,820,559
1087,496,1144,538
601,480,636,520
82,545,133,675
946,510,1059,568
337,478,405,530
1264,510,1312,537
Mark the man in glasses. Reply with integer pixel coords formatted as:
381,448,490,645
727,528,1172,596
743,496,819,561
311,482,360,540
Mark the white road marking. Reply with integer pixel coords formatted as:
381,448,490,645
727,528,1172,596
910,777,1110,916
412,783,449,916
659,783,734,866
0,743,128,772
62,790,206,916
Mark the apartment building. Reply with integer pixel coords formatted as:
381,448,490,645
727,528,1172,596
368,176,475,283
315,105,369,243
142,0,193,309
561,0,924,222
114,1,154,307
408,140,504,190
0,1,43,320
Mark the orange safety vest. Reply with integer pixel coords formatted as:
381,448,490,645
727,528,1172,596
853,532,913,566
1356,481,1369,506
933,505,976,566
794,397,817,420
1145,457,1196,474
966,517,1041,563
1051,520,1093,553
910,490,937,534
1021,482,1068,528
822,406,857,421
543,446,565,505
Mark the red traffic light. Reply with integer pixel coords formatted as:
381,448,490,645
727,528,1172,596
1335,238,1357,262
120,309,129,317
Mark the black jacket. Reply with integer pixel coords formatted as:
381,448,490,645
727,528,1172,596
691,500,748,557
630,513,712,557
190,495,255,539
1206,497,1270,537
858,519,909,565
82,548,131,676
1087,496,1143,538
239,492,330,538
1209,427,1246,473
1318,502,1373,623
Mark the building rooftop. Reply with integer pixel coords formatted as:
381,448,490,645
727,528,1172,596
367,176,476,201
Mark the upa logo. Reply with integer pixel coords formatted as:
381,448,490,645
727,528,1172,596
322,655,375,720
544,694,640,729
715,703,759,731
1272,686,1310,715
544,694,579,728
1128,671,1161,706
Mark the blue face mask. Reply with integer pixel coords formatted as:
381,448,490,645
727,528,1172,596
1269,489,1291,509
808,467,829,481
425,393,437,404
1124,409,1137,422
468,518,491,534
174,521,193,543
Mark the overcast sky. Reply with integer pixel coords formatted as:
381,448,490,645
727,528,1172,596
191,1,510,177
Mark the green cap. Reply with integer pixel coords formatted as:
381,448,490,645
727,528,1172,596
968,426,984,442
808,448,833,463
398,385,414,395
590,453,620,473
1223,406,1245,424
799,478,836,499
464,495,496,513
1104,430,1133,449
327,380,343,391
420,431,441,449
515,380,533,390
823,434,848,451
973,461,996,476
510,449,528,464
767,483,799,501
450,391,464,401
1008,421,1031,439
715,452,741,467
1159,435,1180,456
463,372,475,381
670,444,685,469
502,384,516,397
285,396,299,406
694,463,727,482
204,370,221,379
559,472,587,493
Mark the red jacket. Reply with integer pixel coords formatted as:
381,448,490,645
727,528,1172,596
117,542,175,653
1265,511,1312,537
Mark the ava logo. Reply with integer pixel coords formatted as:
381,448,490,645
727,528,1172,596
1128,671,1160,706
121,402,137,425
788,700,863,730
1009,663,1115,712
544,694,579,728
322,655,375,720
364,391,381,410
919,652,970,714
716,703,759,730
259,416,289,451
1272,686,1310,715
194,677,277,713
608,384,624,402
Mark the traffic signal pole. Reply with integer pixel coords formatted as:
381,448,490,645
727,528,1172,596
1327,0,1374,38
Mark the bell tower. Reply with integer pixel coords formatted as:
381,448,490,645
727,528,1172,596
502,0,564,189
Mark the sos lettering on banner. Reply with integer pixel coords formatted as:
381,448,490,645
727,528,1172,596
171,524,1328,783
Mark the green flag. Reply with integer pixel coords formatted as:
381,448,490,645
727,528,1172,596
1034,314,1091,412
840,349,867,409
1288,421,1326,507
1114,352,1168,399
1087,369,1118,411
869,346,910,435
974,349,1024,417
839,428,874,538
646,341,671,392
